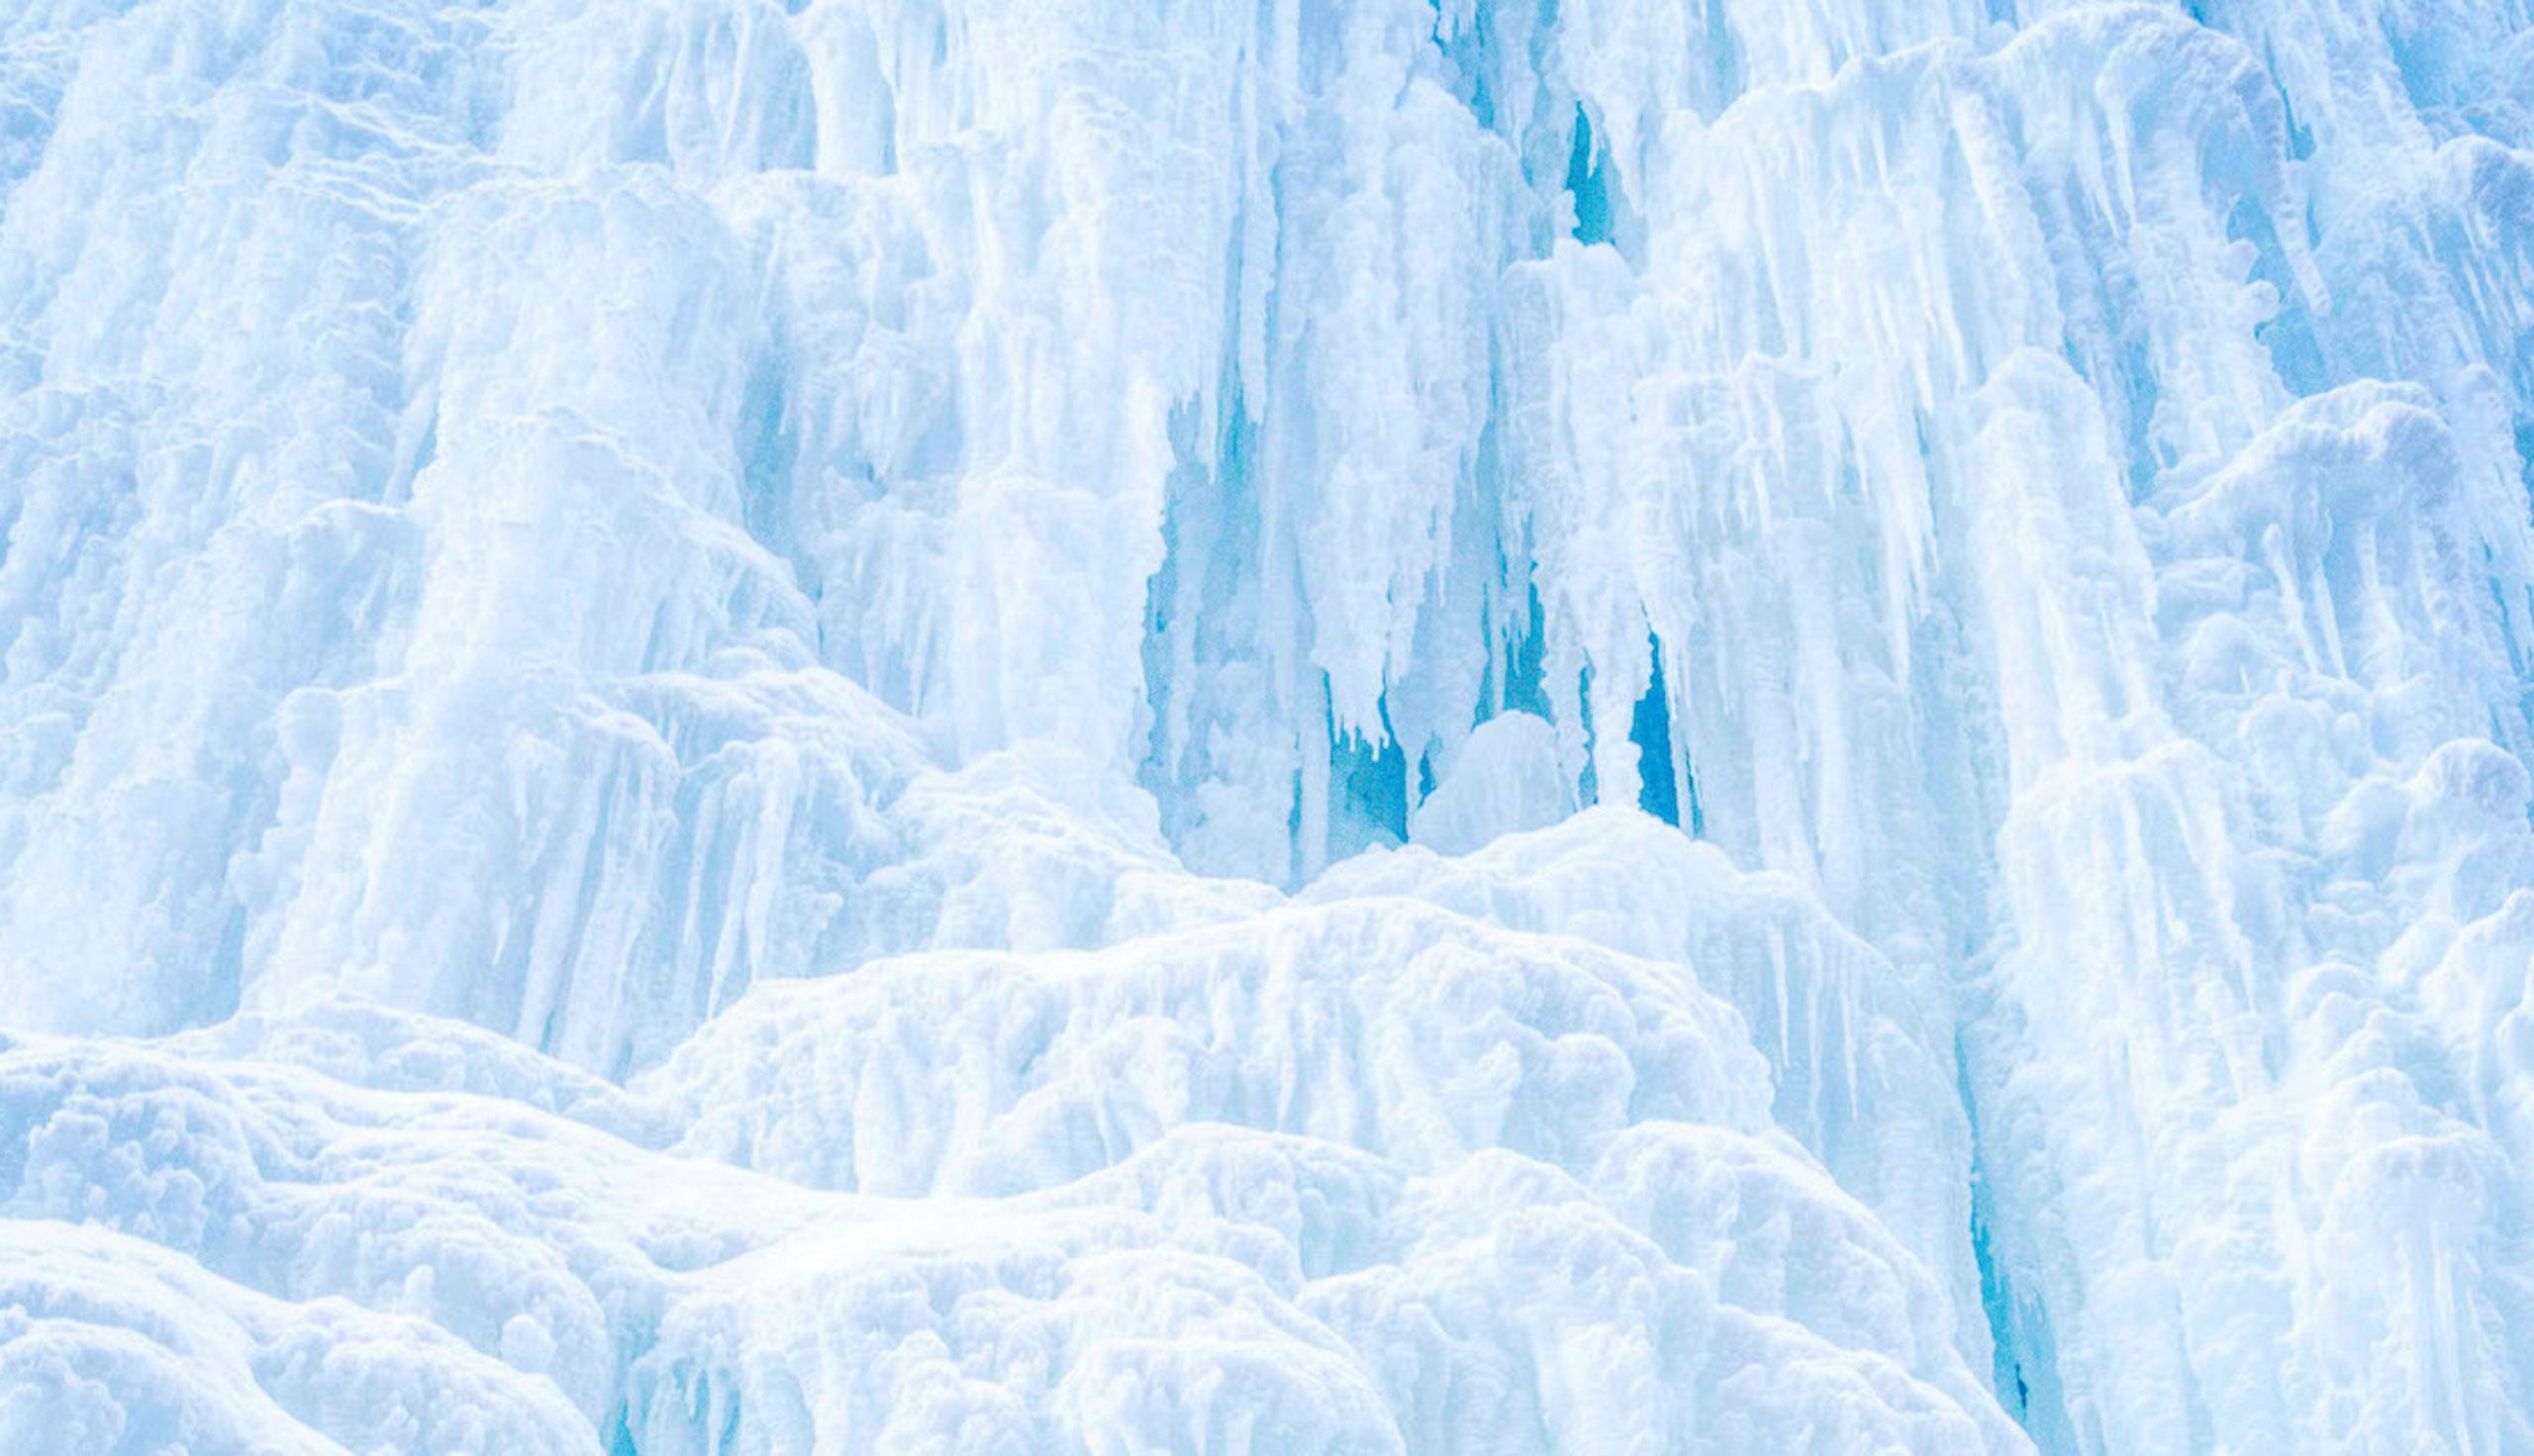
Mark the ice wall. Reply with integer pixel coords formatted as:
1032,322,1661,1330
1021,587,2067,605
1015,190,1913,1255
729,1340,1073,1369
4,0,2534,1450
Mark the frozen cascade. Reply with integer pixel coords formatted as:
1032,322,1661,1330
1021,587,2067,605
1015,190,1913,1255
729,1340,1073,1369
3,0,2534,1450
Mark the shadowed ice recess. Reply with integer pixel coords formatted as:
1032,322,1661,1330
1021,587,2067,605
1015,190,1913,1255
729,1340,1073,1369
5,0,2534,1450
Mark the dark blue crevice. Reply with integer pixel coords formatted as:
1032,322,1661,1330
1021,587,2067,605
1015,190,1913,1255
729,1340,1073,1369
1960,1043,2079,1453
1426,0,1500,131
1328,690,1411,853
1575,661,1599,807
1628,635,1680,826
1497,581,1551,719
1563,103,1614,245
2276,77,2315,161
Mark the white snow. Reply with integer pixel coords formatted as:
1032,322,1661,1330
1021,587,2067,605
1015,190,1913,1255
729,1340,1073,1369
3,0,2533,1450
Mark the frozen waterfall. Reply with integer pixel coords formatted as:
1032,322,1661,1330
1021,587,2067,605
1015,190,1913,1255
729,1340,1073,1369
4,0,2534,1450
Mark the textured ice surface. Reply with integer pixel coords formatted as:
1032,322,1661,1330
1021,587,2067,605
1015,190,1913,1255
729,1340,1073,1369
5,0,2534,1450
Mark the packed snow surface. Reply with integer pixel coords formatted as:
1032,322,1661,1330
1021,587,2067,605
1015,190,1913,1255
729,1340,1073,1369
6,0,2534,1449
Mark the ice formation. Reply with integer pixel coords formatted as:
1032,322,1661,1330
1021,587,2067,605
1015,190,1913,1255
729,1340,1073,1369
4,0,2534,1449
